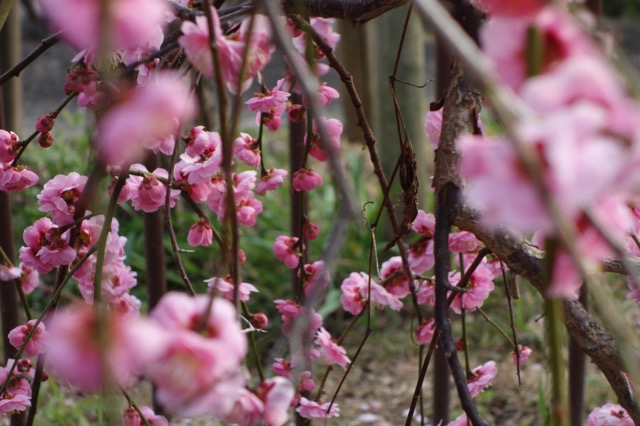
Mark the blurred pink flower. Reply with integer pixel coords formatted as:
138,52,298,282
412,210,436,237
205,275,258,303
274,299,323,341
122,406,168,426
0,263,21,282
424,108,443,148
296,397,339,421
307,117,342,162
257,377,295,426
301,260,329,296
587,403,633,426
37,172,88,226
97,72,196,165
18,263,40,294
39,0,168,52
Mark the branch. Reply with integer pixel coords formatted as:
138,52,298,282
281,0,409,24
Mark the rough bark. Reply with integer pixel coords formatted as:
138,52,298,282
281,0,409,24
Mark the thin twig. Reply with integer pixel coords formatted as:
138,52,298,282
0,31,61,86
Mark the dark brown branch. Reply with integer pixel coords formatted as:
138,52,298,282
281,0,409,24
0,31,61,86
455,208,640,424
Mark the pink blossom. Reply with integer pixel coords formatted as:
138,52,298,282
274,299,323,341
39,0,168,52
447,413,469,426
122,406,168,426
18,263,40,294
257,377,295,426
415,318,436,345
450,265,495,313
412,210,436,237
187,218,213,247
257,102,287,131
45,303,154,392
292,168,323,192
273,236,302,269
121,24,164,86
296,397,339,421
0,263,21,281
97,72,196,165
467,361,498,398
179,128,223,185
0,164,39,192
0,129,19,163
481,6,598,91
315,327,350,369
301,261,329,296
408,238,434,275
416,279,436,307
179,10,273,94
340,272,403,315
307,117,342,162
512,345,532,366
246,79,290,113
0,359,32,415
425,108,443,148
19,218,76,274
292,18,340,57
303,219,320,240
224,389,264,426
256,168,288,195
37,172,88,225
205,275,258,303
380,256,411,298
233,133,261,168
127,165,180,213
587,403,633,426
449,231,482,254
8,320,48,357
147,292,247,417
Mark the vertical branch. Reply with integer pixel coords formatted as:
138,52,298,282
569,287,587,426
143,153,167,309
0,4,25,425
289,91,307,300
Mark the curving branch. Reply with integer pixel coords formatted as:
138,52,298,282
281,0,409,24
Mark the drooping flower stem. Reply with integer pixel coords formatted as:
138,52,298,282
544,238,568,426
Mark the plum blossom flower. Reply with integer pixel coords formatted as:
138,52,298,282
0,129,19,163
256,377,295,426
122,406,168,426
340,272,403,315
246,79,290,113
18,263,40,294
467,361,497,397
8,320,48,356
412,210,436,236
425,107,443,148
587,403,633,426
187,218,213,247
0,359,32,415
147,292,247,417
37,172,88,225
273,236,302,269
0,263,21,282
415,318,436,345
450,265,495,313
46,303,156,392
296,397,339,421
274,299,323,341
179,10,273,94
40,0,168,51
205,275,258,303
233,133,261,168
121,24,164,86
512,345,532,366
380,256,411,298
292,168,323,192
19,218,76,274
127,165,180,213
301,260,329,296
97,72,196,165
449,231,482,254
408,238,434,275
315,327,350,369
307,117,342,162
0,164,39,192
256,168,287,195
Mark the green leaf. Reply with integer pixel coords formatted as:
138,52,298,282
0,0,16,31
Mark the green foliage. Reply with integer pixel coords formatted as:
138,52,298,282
604,1,640,17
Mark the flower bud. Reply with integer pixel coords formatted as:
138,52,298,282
36,113,55,133
38,132,54,148
250,313,269,330
17,358,32,373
